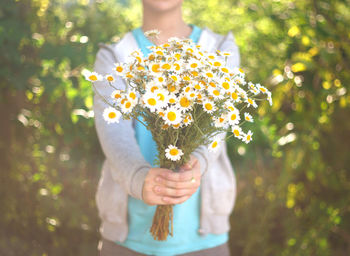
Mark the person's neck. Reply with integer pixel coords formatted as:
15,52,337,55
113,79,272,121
142,6,192,45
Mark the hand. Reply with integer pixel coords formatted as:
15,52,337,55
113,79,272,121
142,155,201,206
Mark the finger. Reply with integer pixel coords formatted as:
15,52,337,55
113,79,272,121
160,170,194,182
154,186,196,197
156,177,200,189
180,156,198,171
162,195,191,205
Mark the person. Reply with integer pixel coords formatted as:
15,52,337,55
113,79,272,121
93,0,240,255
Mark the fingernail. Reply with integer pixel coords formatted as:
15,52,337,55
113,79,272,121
155,186,161,192
162,197,168,202
155,177,161,182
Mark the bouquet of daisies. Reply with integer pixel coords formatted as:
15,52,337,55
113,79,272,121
85,32,272,241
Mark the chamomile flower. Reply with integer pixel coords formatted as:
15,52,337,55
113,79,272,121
142,91,161,112
243,130,253,144
105,74,115,82
114,63,125,75
128,90,138,104
208,137,221,152
154,88,169,108
177,95,192,112
214,114,228,128
144,29,160,38
248,82,259,95
161,62,172,71
187,59,201,70
202,100,216,114
111,90,123,100
227,109,241,126
103,107,121,124
85,71,103,82
246,98,258,108
244,112,253,122
256,83,269,94
208,87,223,99
120,98,134,113
231,126,243,138
267,92,273,106
183,114,193,126
163,107,182,125
165,145,184,161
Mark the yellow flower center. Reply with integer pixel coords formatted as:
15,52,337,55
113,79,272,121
183,76,191,81
114,93,121,99
205,103,213,110
174,63,180,71
209,82,216,88
170,148,179,156
152,64,160,72
168,84,176,92
206,72,213,78
162,63,171,70
191,71,198,77
151,86,159,92
157,93,165,101
213,90,220,96
231,114,236,120
247,135,251,141
248,98,253,104
107,76,114,81
212,141,218,148
89,75,97,81
174,53,181,60
167,112,176,121
239,68,244,73
125,102,131,108
180,97,190,108
222,82,230,90
231,92,238,100
233,129,240,136
108,112,116,119
116,66,123,72
170,75,178,82
214,61,221,67
190,63,198,68
221,68,229,73
194,84,201,90
158,77,164,82
169,98,176,104
129,92,136,100
147,98,157,106
260,87,266,92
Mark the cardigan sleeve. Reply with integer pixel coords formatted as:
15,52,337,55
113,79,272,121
93,44,151,201
192,31,240,176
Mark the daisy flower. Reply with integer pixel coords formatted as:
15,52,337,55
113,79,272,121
208,87,223,99
161,62,172,71
103,107,121,124
144,29,160,38
177,95,192,112
105,74,115,82
114,63,125,75
150,63,161,73
232,126,243,138
165,145,184,161
246,98,258,108
142,91,161,112
163,107,182,125
244,112,253,122
120,98,134,113
111,90,123,100
256,83,270,94
267,92,273,106
214,114,228,128
128,90,138,104
202,100,216,114
243,130,253,144
183,114,193,126
187,59,201,70
85,71,103,82
208,137,221,152
154,88,169,108
227,109,241,126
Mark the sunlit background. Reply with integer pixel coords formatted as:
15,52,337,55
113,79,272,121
1,0,350,255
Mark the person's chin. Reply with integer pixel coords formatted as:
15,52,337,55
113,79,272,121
143,0,183,13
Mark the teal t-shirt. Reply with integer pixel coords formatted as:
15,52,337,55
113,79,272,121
116,25,228,256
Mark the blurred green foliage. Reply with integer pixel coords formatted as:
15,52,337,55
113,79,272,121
0,0,349,255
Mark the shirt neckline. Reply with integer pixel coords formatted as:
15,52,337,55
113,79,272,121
133,24,201,48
